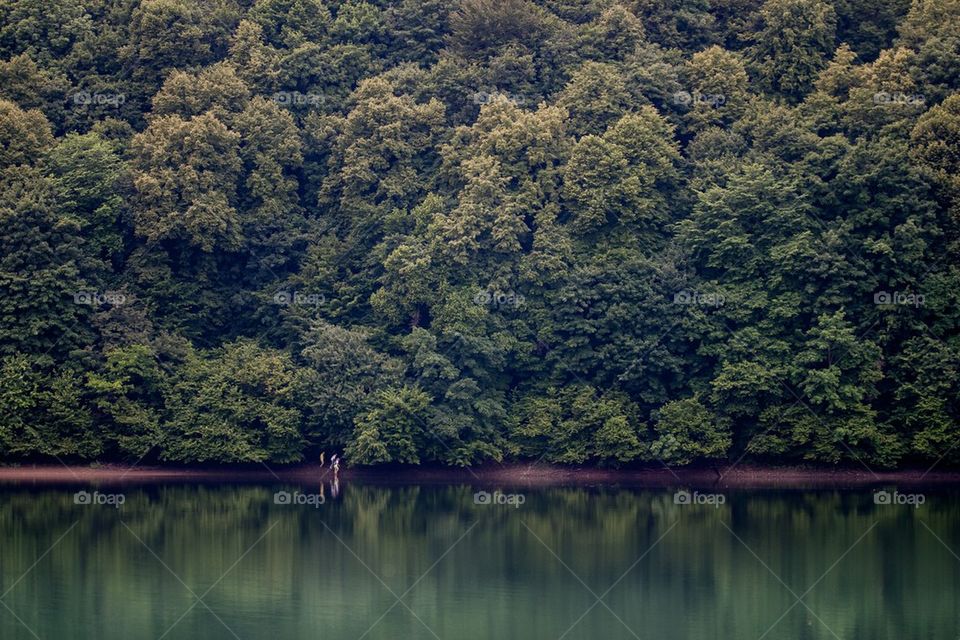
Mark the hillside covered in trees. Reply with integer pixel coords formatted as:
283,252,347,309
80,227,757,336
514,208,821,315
0,0,958,469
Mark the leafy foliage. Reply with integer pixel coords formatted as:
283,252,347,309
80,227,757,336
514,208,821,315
0,0,956,469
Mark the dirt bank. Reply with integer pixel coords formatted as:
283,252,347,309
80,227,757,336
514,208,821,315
0,462,958,489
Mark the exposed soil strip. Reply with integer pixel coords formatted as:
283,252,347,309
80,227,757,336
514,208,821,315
0,463,958,489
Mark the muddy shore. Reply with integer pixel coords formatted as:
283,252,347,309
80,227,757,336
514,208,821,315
0,462,957,489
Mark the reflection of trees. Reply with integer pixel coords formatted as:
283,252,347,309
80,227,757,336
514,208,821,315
0,486,957,639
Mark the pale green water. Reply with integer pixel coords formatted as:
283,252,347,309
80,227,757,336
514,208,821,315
0,483,957,639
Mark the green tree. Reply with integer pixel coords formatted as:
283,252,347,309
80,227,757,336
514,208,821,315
0,0,91,64
0,54,70,130
556,61,631,135
0,98,53,170
85,344,165,460
681,46,751,132
562,108,680,241
510,386,644,465
161,340,304,463
751,0,837,101
234,96,307,280
579,5,646,62
0,167,93,358
0,354,101,459
385,0,451,66
248,0,331,48
449,0,555,60
627,0,717,50
45,132,126,267
911,94,960,210
346,385,433,465
121,0,239,89
297,321,403,448
129,113,242,252
897,0,960,101
150,63,251,120
647,397,731,465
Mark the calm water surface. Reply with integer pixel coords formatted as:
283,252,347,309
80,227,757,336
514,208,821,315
0,483,957,639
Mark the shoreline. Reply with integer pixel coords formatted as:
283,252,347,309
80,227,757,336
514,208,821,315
0,463,958,489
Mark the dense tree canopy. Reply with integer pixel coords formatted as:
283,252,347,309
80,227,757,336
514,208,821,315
0,0,957,469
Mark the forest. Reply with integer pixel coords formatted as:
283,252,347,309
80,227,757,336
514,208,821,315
0,0,957,469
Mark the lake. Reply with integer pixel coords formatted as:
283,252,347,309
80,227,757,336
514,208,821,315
0,482,957,639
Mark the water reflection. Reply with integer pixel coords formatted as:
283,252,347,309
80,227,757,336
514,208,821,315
0,484,957,639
